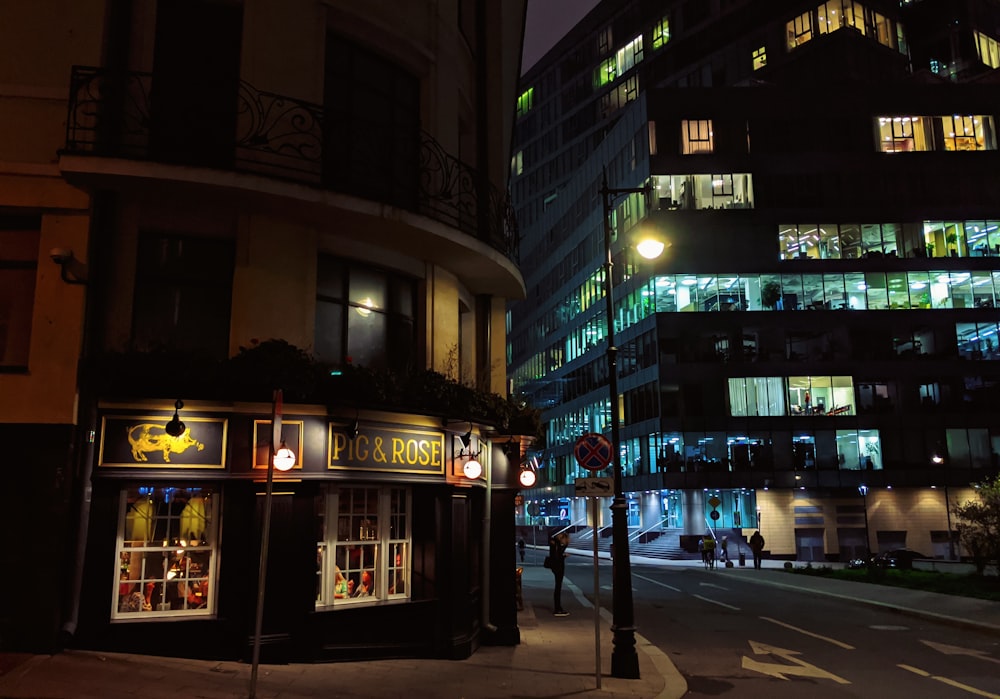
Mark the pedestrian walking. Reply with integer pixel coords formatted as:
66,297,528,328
749,530,765,569
548,532,570,616
703,534,717,569
698,536,707,567
517,536,525,562
720,536,729,563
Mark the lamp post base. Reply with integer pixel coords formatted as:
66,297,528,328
611,626,640,678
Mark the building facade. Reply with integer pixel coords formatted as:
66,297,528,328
0,0,528,662
510,0,1000,562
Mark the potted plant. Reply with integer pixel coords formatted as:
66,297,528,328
761,281,782,310
946,231,959,257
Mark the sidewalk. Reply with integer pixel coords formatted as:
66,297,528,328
2,557,998,699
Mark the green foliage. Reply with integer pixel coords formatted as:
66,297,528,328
791,566,1000,602
84,340,542,440
761,281,782,309
954,474,1000,575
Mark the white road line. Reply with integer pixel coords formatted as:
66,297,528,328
898,664,1000,698
634,572,681,592
760,616,855,650
693,594,740,610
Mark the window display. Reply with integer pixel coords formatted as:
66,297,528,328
316,486,410,608
113,486,217,620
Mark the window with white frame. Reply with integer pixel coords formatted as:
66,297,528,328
113,486,218,620
681,120,713,154
975,30,1000,69
316,486,410,608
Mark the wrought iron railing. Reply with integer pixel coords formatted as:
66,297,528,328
64,66,518,263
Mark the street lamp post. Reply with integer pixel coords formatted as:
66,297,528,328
600,173,657,680
858,484,871,562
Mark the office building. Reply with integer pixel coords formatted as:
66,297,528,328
510,0,1000,562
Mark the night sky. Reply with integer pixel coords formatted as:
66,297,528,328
522,0,600,74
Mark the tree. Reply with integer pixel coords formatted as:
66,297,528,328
953,474,1000,575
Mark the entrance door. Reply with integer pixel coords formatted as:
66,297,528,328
795,528,825,562
149,0,242,167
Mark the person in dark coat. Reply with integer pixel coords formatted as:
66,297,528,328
517,536,526,562
749,530,765,569
549,532,570,616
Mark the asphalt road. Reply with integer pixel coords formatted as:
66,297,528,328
565,558,1000,698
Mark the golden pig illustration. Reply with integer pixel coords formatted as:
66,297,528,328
127,423,205,463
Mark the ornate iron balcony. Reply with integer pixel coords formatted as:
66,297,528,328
64,66,518,263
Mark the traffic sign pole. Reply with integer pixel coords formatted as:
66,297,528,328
592,495,601,690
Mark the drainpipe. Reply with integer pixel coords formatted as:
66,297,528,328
481,440,497,633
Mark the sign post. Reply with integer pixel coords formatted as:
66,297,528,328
592,495,601,689
574,432,613,691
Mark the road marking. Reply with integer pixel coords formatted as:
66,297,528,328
870,625,909,631
693,594,740,610
742,641,850,684
634,573,681,592
760,616,855,649
698,582,729,591
922,640,1000,666
898,664,1000,698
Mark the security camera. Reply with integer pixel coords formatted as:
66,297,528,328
50,248,74,265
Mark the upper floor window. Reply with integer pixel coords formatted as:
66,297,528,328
315,256,417,371
113,486,218,620
975,30,1000,69
787,10,813,49
876,115,996,152
595,57,616,87
511,150,523,176
132,233,234,358
0,215,39,370
652,17,670,50
616,35,644,74
681,119,714,154
598,27,613,55
752,46,767,70
516,88,534,117
316,486,411,608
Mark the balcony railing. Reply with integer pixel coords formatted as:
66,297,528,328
63,66,518,263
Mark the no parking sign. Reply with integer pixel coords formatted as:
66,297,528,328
573,433,613,472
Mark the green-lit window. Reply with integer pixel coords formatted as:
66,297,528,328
595,57,616,87
752,46,767,70
516,87,534,117
652,17,670,49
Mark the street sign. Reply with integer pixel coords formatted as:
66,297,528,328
574,433,613,472
710,510,720,520
708,495,721,509
575,477,613,496
527,502,540,516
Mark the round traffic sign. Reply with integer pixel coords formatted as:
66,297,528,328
574,433,613,472
710,510,720,521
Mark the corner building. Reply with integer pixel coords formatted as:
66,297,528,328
0,0,528,662
511,0,1000,563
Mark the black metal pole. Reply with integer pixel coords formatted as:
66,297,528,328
601,173,640,679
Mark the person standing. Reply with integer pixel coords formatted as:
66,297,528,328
720,536,729,564
703,535,717,569
517,536,526,562
549,532,570,616
749,530,765,569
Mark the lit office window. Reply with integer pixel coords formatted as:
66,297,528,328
652,17,670,49
681,120,713,154
975,30,1000,69
752,46,767,70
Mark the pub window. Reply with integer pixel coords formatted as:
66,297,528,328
752,46,767,70
132,233,234,358
681,119,713,154
0,215,40,370
113,486,218,620
316,486,411,608
315,256,417,371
